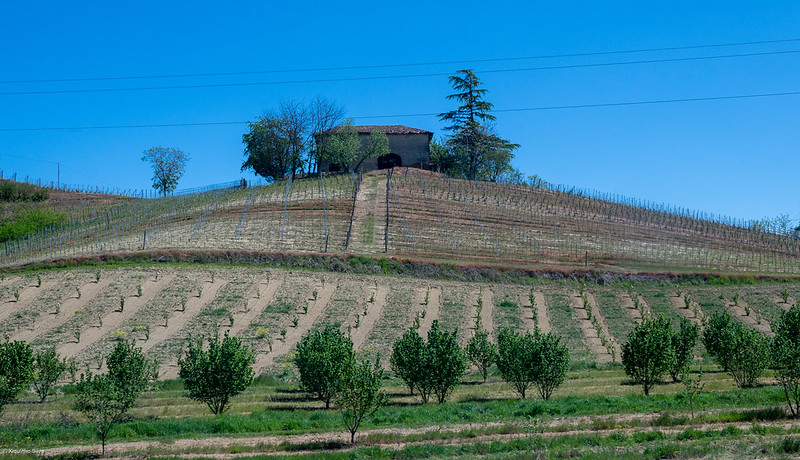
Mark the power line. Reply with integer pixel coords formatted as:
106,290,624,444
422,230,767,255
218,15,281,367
1,49,799,97
2,37,799,85
2,90,798,132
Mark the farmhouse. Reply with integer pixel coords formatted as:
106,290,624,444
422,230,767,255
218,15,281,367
316,125,433,172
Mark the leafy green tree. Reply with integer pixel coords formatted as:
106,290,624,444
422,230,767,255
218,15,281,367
320,121,361,172
670,318,700,382
178,331,256,414
702,312,737,371
74,373,128,456
74,340,155,456
32,346,67,403
496,328,533,399
334,357,387,444
0,336,34,414
241,114,297,182
622,316,675,395
438,69,518,181
531,332,570,401
465,327,497,382
727,326,770,388
390,328,426,398
141,147,189,196
308,96,346,173
424,320,467,403
294,325,354,408
772,304,800,417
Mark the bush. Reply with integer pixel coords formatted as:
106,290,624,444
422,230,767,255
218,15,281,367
390,328,426,398
622,316,675,395
496,328,569,400
773,305,800,417
0,180,48,202
294,325,354,408
670,317,699,382
704,312,770,388
0,207,65,242
0,336,34,413
178,331,256,414
702,312,737,371
465,327,497,382
334,357,387,444
32,347,67,403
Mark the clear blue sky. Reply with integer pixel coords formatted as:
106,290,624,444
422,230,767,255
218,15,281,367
1,1,798,225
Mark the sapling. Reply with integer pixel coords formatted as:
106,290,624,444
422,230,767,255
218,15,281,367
424,287,430,306
137,284,142,297
684,295,692,309
312,290,318,301
681,368,705,419
302,301,309,314
280,327,287,340
362,303,368,316
255,287,260,298
197,286,203,298
76,286,81,299
74,327,81,343
119,296,125,312
354,315,360,328
210,271,215,283
732,292,740,306
421,308,427,319
13,288,20,302
744,305,751,316
369,292,375,303
96,354,104,370
98,315,103,328
292,316,299,327
143,325,151,341
782,288,790,304
413,312,421,329
37,274,42,287
95,271,101,283
54,304,60,315
162,312,169,327
180,296,188,312
228,313,235,327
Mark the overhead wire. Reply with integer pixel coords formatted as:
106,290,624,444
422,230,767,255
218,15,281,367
2,37,799,85
1,49,799,96
1,90,798,132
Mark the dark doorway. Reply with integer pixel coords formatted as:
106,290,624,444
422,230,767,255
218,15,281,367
377,153,402,169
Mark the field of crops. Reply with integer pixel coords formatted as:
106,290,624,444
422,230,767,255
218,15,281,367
3,168,799,274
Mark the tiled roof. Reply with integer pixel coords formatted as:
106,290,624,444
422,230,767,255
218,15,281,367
319,125,432,135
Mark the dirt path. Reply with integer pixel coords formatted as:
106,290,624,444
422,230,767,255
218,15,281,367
619,291,651,323
140,279,228,354
20,407,800,459
529,291,551,334
57,274,177,359
480,288,495,339
352,285,389,350
417,286,441,338
670,294,704,325
11,276,115,343
726,299,772,336
255,281,337,373
0,279,58,325
225,276,284,338
584,292,621,362
517,289,537,334
568,292,613,363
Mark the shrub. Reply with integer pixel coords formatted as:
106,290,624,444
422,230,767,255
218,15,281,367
773,305,800,417
465,327,497,382
32,347,67,403
424,320,467,404
0,336,35,413
496,328,533,399
704,312,770,388
702,312,737,371
179,331,256,414
496,328,569,400
670,317,699,382
294,325,354,408
390,328,426,399
0,207,64,242
334,357,387,444
622,316,675,395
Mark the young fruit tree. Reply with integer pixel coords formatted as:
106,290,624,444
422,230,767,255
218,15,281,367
32,346,67,403
334,357,387,444
465,327,497,382
424,320,467,404
179,331,256,414
670,317,700,382
0,336,34,414
141,146,189,196
772,304,800,417
703,311,769,388
622,316,675,396
74,340,157,456
390,327,426,398
496,328,569,400
294,325,355,408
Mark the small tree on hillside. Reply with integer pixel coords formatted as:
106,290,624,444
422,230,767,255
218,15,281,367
772,304,800,417
465,327,497,382
390,328,426,398
294,325,354,408
334,357,387,444
0,336,34,414
670,317,700,382
531,332,570,401
74,340,156,456
141,147,189,196
727,326,770,388
496,328,534,399
32,346,67,403
424,320,467,404
702,312,737,371
622,316,675,395
179,331,256,414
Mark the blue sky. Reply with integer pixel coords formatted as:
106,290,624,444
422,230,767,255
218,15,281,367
1,1,798,225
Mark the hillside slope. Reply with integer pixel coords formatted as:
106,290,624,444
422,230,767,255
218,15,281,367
1,168,798,274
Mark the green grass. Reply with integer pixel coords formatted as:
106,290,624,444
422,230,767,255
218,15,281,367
545,293,592,364
593,291,634,344
493,290,523,331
